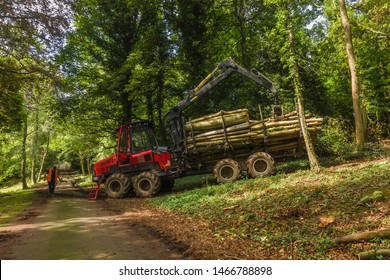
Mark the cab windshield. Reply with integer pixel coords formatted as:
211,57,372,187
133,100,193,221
131,126,158,153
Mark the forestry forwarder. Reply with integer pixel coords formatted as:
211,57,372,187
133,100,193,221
92,121,174,198
92,59,281,198
164,58,281,183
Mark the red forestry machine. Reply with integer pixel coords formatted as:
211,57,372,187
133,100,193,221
92,122,174,198
92,59,280,198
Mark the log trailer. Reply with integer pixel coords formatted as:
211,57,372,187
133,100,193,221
93,59,281,198
164,58,281,183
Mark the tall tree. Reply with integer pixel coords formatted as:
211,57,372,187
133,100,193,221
1,0,71,187
20,106,28,189
338,0,366,148
263,0,321,171
60,0,148,125
288,20,321,172
354,0,390,137
165,0,215,80
0,57,24,132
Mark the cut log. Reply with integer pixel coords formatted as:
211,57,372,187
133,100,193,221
251,118,323,130
187,129,253,143
184,108,323,159
192,122,251,138
187,108,247,123
333,228,390,244
358,249,390,260
185,109,249,131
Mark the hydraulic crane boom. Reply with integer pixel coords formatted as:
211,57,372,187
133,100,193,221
164,58,280,155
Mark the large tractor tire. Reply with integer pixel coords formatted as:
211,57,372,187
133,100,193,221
133,171,161,197
213,158,241,184
246,152,275,178
105,173,131,198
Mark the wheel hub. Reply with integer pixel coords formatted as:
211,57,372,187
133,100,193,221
220,165,234,180
138,178,152,191
253,159,267,173
109,180,121,193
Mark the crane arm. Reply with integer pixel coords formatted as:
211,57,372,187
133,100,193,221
164,58,279,153
172,59,276,116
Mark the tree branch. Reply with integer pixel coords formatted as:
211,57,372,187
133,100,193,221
334,228,390,244
359,249,390,260
361,25,390,38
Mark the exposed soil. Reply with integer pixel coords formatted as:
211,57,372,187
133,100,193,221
105,197,264,260
0,184,189,260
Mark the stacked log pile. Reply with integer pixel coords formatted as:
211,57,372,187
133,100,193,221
185,109,322,159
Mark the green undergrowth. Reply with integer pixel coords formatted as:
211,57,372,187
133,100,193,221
0,190,38,226
151,158,390,259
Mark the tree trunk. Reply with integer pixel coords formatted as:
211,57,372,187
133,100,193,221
334,228,390,244
87,157,92,175
359,249,390,260
156,68,166,142
79,152,85,175
31,108,39,184
288,24,321,173
338,0,365,149
120,92,132,123
233,0,248,67
30,159,35,184
21,113,28,190
37,132,50,182
146,90,154,125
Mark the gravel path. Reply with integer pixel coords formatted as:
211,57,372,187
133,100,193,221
0,184,184,260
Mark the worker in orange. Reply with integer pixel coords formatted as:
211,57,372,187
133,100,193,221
46,166,59,196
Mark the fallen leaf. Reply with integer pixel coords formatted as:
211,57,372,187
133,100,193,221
319,216,335,228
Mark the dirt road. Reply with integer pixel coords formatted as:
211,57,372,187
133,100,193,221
0,184,186,260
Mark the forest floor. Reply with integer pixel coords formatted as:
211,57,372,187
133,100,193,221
0,143,389,260
106,157,390,260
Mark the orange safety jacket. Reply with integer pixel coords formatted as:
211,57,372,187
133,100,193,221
46,168,59,183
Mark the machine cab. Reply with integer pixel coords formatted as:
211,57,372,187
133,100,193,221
116,122,172,173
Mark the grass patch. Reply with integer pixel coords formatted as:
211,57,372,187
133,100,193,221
79,181,96,188
0,190,38,226
151,157,390,259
